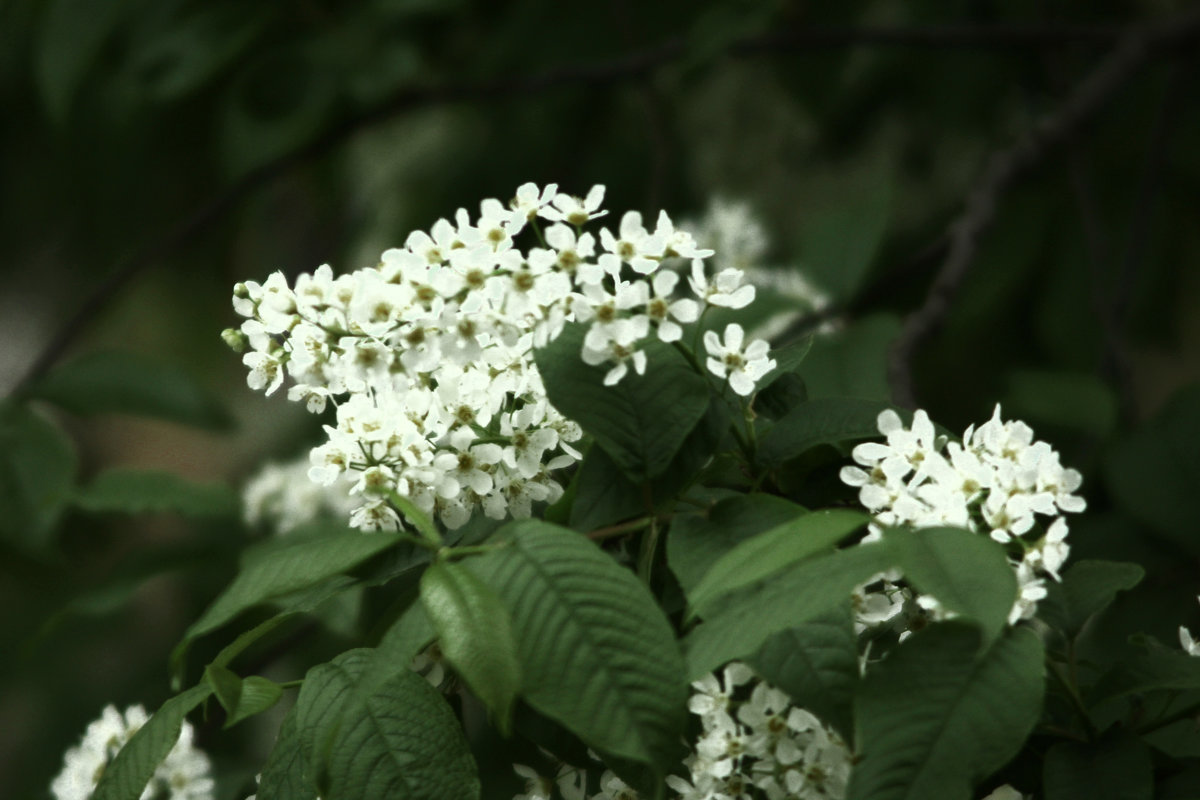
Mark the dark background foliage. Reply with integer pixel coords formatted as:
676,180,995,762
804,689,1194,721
2,0,1198,797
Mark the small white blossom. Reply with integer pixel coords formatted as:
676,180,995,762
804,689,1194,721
1181,597,1200,656
689,260,755,309
543,185,607,226
703,323,775,397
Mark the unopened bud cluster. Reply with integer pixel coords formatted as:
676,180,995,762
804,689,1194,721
228,184,767,532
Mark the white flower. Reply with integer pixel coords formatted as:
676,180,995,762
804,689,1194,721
981,785,1028,800
703,323,775,396
51,705,213,800
590,770,638,800
513,764,553,800
510,182,559,224
1181,597,1200,656
243,351,284,395
634,270,698,343
689,260,754,309
581,317,649,386
243,457,359,534
542,185,607,226
598,210,662,275
1181,627,1200,657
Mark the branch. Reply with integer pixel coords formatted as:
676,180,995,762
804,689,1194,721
887,8,1200,408
12,19,1195,395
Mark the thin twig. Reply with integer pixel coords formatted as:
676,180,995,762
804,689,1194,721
887,8,1200,408
733,23,1128,53
14,19,1198,395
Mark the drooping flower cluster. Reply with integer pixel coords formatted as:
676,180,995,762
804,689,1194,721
841,406,1086,624
51,705,213,800
227,184,774,533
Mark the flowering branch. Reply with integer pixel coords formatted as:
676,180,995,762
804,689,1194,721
887,7,1200,408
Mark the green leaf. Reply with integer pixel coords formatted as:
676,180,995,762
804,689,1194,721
799,314,901,401
667,494,808,595
685,542,893,679
375,600,435,669
758,397,904,465
569,396,729,532
258,707,320,800
758,336,814,388
884,527,1018,645
204,664,283,728
567,444,644,532
688,508,868,618
1040,560,1145,636
1003,369,1118,438
1043,731,1153,800
1104,384,1200,555
295,648,479,800
73,469,238,517
1090,647,1200,704
35,0,133,123
755,372,808,421
535,321,710,482
124,5,268,102
384,488,441,545
798,157,893,302
748,603,859,741
173,529,399,674
92,684,212,800
0,401,76,553
28,350,233,430
847,623,1045,800
466,520,687,776
222,43,337,177
420,561,521,732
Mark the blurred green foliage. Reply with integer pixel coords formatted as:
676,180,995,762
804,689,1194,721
2,0,1198,797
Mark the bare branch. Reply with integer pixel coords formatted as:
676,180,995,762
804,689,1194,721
13,17,1199,395
887,8,1200,408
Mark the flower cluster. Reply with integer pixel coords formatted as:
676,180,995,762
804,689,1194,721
227,185,777,533
51,705,213,800
242,456,360,534
669,663,852,800
841,406,1086,624
507,663,850,800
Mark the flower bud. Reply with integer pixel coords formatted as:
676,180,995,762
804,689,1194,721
221,327,248,353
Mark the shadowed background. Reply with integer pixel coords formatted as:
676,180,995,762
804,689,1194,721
2,1,1199,797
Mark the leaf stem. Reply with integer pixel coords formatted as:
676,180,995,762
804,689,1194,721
586,514,669,542
637,516,661,585
1048,660,1099,740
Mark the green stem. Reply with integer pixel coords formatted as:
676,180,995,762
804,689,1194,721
1048,661,1099,740
587,515,659,542
279,679,305,690
637,517,661,586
